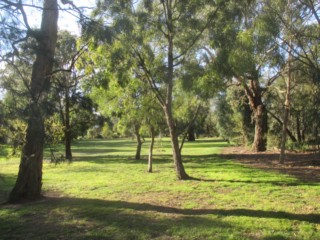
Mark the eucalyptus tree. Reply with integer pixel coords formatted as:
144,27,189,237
89,0,224,179
263,0,320,160
0,0,59,203
0,0,89,203
208,0,284,151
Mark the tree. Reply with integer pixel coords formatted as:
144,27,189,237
52,31,91,160
209,0,283,151
263,0,320,158
2,0,59,203
90,0,223,179
89,68,163,161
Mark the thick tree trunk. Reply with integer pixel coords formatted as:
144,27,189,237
148,126,155,173
243,78,268,152
8,0,58,203
252,105,268,152
65,88,72,161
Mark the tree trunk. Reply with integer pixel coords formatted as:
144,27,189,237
164,10,189,179
279,101,290,164
134,125,143,160
65,86,72,161
9,0,58,203
148,126,155,173
252,105,268,152
164,106,189,180
242,77,268,152
296,113,302,143
187,125,196,141
279,10,292,164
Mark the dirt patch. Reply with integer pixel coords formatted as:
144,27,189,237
221,146,320,182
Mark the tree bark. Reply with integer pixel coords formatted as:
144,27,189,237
148,126,155,173
252,104,268,152
243,78,268,152
164,105,189,180
134,124,143,160
9,0,58,203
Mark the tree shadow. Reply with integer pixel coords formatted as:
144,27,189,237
0,145,9,158
0,197,231,239
1,197,318,239
73,154,172,165
186,176,310,186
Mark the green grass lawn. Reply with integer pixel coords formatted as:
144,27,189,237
0,138,319,240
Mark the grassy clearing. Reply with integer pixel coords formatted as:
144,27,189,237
0,138,319,240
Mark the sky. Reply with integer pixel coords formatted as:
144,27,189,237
26,0,96,35
58,0,96,34
0,1,96,99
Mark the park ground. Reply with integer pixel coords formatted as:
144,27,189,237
0,138,319,240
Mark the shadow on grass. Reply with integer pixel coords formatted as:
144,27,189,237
184,154,320,185
53,197,319,224
0,173,16,204
0,145,9,158
69,152,317,187
74,154,174,164
187,176,313,186
1,196,318,239
0,197,231,240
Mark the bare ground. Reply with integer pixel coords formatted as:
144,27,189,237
221,146,320,182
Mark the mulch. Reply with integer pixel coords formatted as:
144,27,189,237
220,146,320,182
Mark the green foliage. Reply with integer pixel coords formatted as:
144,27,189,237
44,115,64,145
213,86,255,145
214,93,238,142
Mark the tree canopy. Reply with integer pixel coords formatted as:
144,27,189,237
0,0,319,202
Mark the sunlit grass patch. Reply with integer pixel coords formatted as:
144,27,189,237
0,138,319,239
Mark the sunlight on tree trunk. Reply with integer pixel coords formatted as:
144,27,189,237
9,0,58,203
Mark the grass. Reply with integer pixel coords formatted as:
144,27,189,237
0,138,319,240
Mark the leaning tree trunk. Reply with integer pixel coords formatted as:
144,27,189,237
148,126,155,173
9,0,58,203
